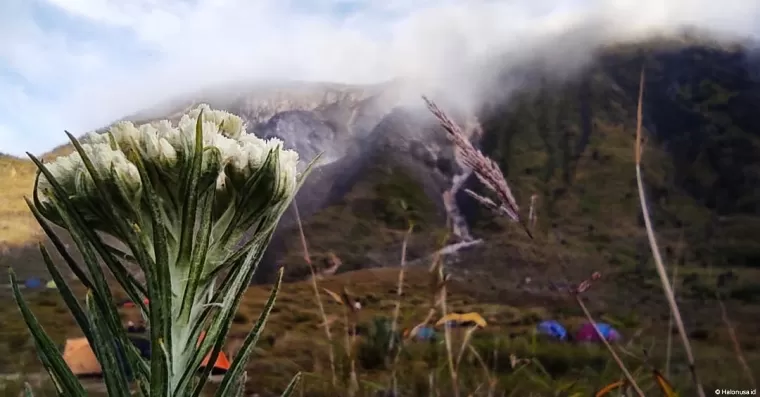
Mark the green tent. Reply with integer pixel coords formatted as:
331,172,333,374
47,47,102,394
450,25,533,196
46,280,57,289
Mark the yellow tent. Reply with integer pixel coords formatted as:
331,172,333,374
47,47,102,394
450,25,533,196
46,280,56,289
435,312,487,328
62,337,102,377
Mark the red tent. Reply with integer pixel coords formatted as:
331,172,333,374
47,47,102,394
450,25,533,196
120,298,150,308
198,331,231,374
575,322,621,342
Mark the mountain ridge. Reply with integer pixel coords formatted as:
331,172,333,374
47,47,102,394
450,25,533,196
3,36,760,288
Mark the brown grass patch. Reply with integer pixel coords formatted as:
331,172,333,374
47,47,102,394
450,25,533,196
0,155,42,247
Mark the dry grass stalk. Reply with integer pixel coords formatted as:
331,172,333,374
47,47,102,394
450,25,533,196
322,286,360,395
571,272,645,397
344,289,360,396
435,256,460,397
423,96,532,239
293,201,337,387
424,96,645,396
664,258,678,379
633,67,706,397
574,297,643,396
389,223,414,353
468,345,497,397
388,222,415,395
528,193,538,228
455,326,480,370
717,294,757,388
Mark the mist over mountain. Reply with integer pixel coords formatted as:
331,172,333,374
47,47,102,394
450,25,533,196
5,0,760,157
2,32,760,292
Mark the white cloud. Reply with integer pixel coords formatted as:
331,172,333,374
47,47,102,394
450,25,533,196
1,0,759,156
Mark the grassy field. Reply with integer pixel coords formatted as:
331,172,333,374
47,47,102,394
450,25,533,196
0,263,757,396
0,155,41,248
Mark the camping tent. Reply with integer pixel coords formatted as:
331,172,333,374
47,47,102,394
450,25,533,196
129,336,152,359
575,322,621,342
24,278,43,289
120,334,230,374
536,320,568,340
435,312,487,328
63,338,134,379
198,332,232,374
120,298,150,308
201,350,231,374
415,326,436,341
62,338,102,377
46,280,57,289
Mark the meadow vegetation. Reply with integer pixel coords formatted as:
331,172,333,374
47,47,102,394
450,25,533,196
0,40,759,396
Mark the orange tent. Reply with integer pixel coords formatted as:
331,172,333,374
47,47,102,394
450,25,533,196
198,332,231,374
62,337,102,377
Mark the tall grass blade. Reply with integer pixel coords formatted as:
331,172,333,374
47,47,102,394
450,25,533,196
633,66,705,397
9,270,87,396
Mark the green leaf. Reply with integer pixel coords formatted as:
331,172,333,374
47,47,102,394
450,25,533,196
25,170,150,384
9,270,87,396
217,150,278,246
42,194,148,381
178,188,216,324
228,371,248,397
177,107,207,269
84,292,132,397
24,197,94,290
27,151,146,320
127,137,175,394
214,267,284,396
64,135,169,393
188,229,279,397
38,244,93,341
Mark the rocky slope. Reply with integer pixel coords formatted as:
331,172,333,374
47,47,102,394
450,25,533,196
0,80,480,283
3,36,760,296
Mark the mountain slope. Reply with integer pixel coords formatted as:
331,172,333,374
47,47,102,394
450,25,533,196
2,37,760,395
2,38,760,293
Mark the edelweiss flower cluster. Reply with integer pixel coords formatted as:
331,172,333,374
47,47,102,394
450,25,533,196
27,105,306,397
37,104,300,205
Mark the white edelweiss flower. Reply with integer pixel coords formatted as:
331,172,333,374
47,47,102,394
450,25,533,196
200,120,221,141
216,112,246,139
279,148,299,175
183,104,247,139
137,122,159,140
84,143,142,190
207,133,241,169
236,134,268,172
154,120,186,152
37,152,85,202
158,138,177,165
258,137,299,197
186,104,211,121
177,113,198,136
37,143,142,203
278,148,299,197
109,121,142,147
144,131,178,166
85,131,108,144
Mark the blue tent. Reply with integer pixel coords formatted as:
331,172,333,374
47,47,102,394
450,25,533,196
576,322,622,342
537,320,568,340
415,326,436,341
129,336,152,359
24,278,43,289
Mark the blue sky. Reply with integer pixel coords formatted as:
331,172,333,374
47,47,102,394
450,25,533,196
1,0,759,157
